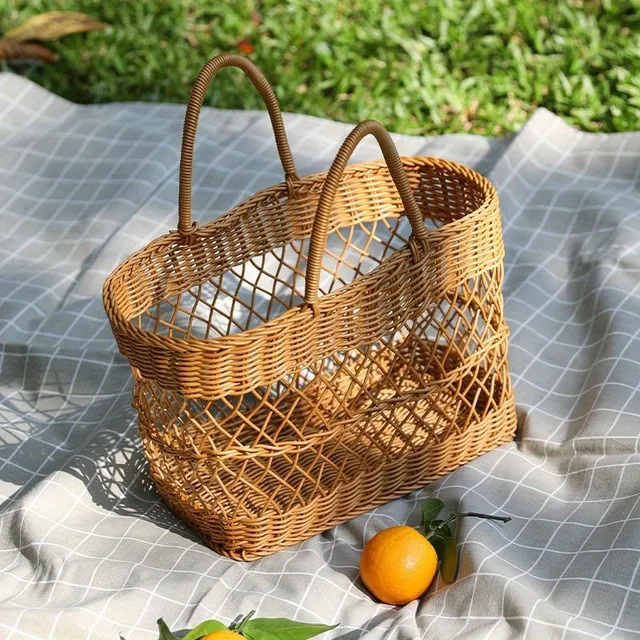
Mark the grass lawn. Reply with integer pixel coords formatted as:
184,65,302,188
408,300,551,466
2,0,639,136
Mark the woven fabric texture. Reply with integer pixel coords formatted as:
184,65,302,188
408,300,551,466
0,72,639,638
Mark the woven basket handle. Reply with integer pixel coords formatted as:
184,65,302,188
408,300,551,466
304,119,429,308
178,53,298,236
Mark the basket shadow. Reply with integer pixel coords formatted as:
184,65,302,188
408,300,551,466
0,384,196,542
66,422,197,540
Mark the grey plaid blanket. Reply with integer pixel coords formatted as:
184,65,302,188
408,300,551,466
1,72,639,639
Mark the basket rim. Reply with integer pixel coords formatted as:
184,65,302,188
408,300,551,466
103,155,499,356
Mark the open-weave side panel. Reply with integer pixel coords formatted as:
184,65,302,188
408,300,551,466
133,257,509,524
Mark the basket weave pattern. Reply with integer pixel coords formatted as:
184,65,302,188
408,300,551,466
103,54,517,560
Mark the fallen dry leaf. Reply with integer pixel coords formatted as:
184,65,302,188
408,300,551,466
0,40,57,63
4,11,108,43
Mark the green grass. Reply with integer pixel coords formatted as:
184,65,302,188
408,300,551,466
3,0,639,135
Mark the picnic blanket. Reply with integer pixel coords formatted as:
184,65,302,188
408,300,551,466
1,72,639,640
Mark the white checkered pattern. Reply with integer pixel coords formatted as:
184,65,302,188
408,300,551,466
0,73,639,639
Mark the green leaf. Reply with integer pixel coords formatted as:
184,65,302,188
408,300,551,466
429,533,446,563
440,536,459,584
424,519,453,562
431,519,453,538
242,618,338,640
421,498,445,526
157,619,180,640
181,620,229,640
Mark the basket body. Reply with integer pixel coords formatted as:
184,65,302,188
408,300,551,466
104,153,516,560
103,54,516,560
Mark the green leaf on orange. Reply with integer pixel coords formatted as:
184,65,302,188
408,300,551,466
157,619,180,640
242,618,337,640
429,533,446,563
421,498,445,526
440,535,459,584
430,519,453,538
157,618,229,640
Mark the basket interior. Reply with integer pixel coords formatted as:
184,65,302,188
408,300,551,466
137,215,409,340
128,160,489,340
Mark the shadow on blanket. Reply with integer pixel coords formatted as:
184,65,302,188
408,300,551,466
0,368,197,542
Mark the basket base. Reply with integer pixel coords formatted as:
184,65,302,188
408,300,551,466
151,393,517,561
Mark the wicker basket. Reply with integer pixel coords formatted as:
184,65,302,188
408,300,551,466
103,54,517,560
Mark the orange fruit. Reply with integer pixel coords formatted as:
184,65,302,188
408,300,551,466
360,525,438,605
201,633,244,640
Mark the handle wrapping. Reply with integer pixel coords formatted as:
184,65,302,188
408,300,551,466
178,53,298,235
